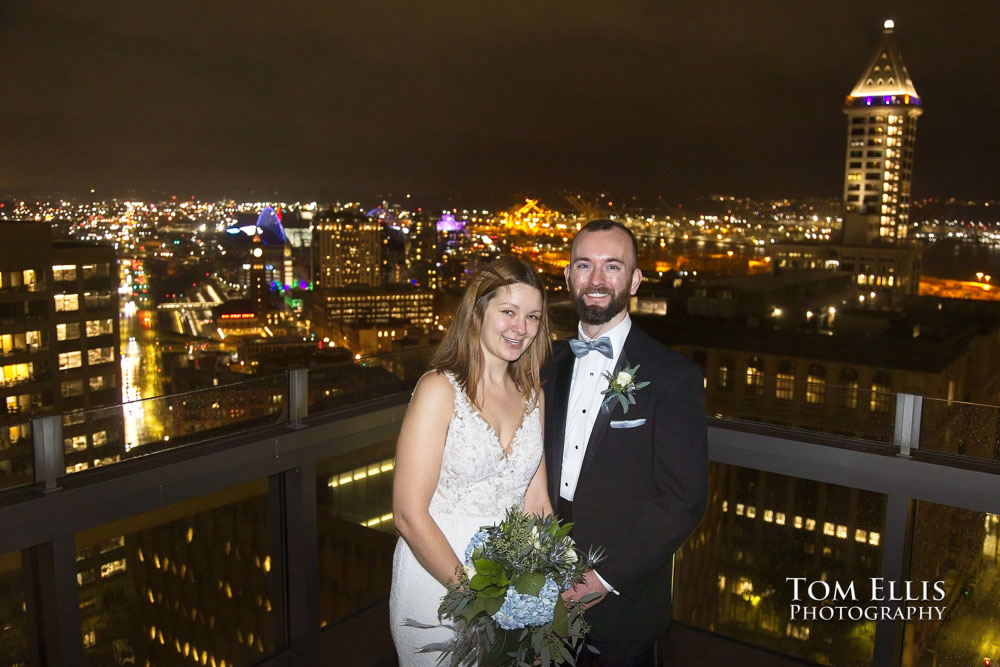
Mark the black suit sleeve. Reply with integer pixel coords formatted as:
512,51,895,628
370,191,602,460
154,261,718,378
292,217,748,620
595,361,708,596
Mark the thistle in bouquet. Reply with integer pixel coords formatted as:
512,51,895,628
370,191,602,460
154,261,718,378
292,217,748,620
420,506,604,667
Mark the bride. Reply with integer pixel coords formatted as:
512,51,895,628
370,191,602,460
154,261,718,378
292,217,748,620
389,257,554,664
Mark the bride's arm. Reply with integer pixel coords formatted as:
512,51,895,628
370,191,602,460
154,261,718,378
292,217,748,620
523,393,554,517
392,371,463,586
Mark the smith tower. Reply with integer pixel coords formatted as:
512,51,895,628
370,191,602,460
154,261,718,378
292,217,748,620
842,20,922,242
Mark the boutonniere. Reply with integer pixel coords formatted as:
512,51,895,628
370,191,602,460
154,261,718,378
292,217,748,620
600,364,650,414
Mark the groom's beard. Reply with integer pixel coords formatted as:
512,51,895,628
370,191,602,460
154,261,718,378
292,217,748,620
571,285,630,325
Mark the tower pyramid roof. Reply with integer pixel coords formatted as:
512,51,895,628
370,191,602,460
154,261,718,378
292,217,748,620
848,20,920,99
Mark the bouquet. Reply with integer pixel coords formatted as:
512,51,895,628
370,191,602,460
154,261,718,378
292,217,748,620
412,506,604,666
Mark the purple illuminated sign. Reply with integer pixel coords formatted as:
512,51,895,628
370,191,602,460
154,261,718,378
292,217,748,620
437,214,467,232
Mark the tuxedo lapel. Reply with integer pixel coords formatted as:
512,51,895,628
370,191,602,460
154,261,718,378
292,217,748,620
547,347,575,500
579,346,632,478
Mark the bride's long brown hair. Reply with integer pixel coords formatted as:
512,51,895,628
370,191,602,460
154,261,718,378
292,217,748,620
430,257,551,409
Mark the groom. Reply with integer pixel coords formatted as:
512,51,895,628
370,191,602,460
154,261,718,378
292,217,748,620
543,220,708,666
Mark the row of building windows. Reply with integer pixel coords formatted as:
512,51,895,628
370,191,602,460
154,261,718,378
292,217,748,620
51,263,110,282
722,500,882,545
0,331,42,355
57,347,115,370
0,269,41,291
53,292,114,312
705,357,892,411
64,430,109,452
850,114,905,125
56,319,113,340
60,374,116,397
0,422,30,448
5,392,45,415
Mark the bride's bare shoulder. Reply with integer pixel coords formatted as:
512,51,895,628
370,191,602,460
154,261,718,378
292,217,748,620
410,370,455,405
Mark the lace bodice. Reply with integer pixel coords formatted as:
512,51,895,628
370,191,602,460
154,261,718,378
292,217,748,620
427,372,543,519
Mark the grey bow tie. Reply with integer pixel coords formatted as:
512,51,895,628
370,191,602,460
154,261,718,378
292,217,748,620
569,336,613,359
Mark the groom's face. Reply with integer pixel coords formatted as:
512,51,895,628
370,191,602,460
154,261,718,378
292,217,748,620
565,228,642,326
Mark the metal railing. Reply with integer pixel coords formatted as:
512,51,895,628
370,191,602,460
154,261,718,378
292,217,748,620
5,372,1000,665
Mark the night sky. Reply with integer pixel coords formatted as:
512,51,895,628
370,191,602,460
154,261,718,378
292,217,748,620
1,1,997,204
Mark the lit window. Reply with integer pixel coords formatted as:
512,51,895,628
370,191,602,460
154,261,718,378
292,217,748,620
58,351,82,370
855,529,868,543
776,512,786,526
746,506,757,519
871,372,892,412
54,294,79,312
87,347,114,365
64,434,87,451
61,379,84,397
1,363,32,385
794,516,803,529
52,265,77,282
85,319,113,337
806,365,825,404
57,322,80,341
763,510,774,523
836,525,848,539
736,503,745,516
775,361,794,400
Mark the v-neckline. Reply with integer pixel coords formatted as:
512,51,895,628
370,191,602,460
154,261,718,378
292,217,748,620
464,390,533,459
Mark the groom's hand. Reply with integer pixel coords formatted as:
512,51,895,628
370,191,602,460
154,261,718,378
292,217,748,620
563,569,607,610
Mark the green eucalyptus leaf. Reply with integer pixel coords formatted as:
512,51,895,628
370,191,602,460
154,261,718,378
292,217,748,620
474,558,495,575
460,597,486,621
552,595,569,637
480,584,507,599
514,572,545,595
469,574,490,590
483,596,503,615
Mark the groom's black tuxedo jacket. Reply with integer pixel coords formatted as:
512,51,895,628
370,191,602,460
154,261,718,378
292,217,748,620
542,323,708,643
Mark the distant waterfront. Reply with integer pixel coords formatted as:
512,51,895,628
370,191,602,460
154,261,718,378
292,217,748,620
922,241,1000,281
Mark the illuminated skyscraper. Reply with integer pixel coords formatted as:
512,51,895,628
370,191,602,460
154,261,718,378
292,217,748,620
315,208,382,288
0,222,121,485
842,20,922,242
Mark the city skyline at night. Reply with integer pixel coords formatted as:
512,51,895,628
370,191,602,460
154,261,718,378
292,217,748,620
3,6,1000,666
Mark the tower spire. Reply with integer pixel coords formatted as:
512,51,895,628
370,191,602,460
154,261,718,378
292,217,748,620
841,19,922,243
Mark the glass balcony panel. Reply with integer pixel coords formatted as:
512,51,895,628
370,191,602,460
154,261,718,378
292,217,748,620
902,502,1000,665
75,478,279,667
706,375,896,443
673,462,887,665
919,397,1000,461
62,374,288,474
0,550,34,665
308,347,431,413
316,438,396,628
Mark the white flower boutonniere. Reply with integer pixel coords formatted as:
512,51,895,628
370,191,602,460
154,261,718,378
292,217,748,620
600,364,650,414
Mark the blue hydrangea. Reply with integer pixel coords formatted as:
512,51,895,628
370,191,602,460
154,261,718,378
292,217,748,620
492,578,559,630
464,530,489,564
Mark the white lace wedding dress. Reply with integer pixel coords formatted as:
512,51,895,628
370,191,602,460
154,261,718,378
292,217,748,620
390,372,543,665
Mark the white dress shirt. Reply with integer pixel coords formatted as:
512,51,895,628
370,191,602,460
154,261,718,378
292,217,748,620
559,313,632,502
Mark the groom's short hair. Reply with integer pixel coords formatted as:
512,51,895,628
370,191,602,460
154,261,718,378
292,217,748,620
572,219,639,266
